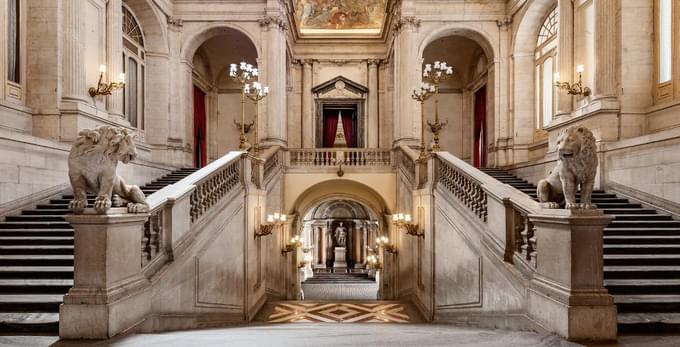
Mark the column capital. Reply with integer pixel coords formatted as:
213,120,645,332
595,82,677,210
258,15,287,32
368,59,382,67
393,16,421,34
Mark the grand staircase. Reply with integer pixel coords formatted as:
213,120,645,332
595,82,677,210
481,168,680,332
304,271,376,285
0,168,197,333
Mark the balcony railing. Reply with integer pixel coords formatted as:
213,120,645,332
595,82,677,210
286,148,392,168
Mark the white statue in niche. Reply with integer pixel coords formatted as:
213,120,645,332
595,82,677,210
334,222,347,246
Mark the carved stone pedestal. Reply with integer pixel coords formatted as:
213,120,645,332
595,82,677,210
527,209,616,341
333,247,347,271
60,208,151,339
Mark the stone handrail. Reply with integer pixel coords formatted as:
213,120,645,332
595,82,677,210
141,151,245,269
395,145,417,185
287,148,392,167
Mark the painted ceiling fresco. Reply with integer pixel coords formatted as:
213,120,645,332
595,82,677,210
295,0,387,34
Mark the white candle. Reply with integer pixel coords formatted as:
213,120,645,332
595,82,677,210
576,65,585,73
118,73,125,83
99,64,107,73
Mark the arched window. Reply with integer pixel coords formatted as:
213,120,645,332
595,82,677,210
122,5,145,129
655,0,674,103
5,0,25,104
535,7,558,130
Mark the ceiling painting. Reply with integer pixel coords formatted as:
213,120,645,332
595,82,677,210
295,0,387,35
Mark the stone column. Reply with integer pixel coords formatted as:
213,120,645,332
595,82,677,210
61,0,87,102
556,0,574,116
393,17,422,146
527,209,617,340
368,60,380,147
321,226,327,266
106,0,124,118
60,209,150,339
593,0,618,100
259,16,287,147
301,60,314,148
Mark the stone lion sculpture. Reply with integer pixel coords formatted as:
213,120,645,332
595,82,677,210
537,126,598,209
68,126,149,214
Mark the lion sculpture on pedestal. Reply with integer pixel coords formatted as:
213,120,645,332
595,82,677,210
537,126,598,209
68,126,149,214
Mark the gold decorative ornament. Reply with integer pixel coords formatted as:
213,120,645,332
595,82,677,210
89,65,125,97
554,65,591,97
229,62,259,150
255,212,286,238
393,213,423,238
411,83,435,160
422,61,454,151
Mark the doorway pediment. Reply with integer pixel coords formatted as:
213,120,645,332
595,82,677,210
313,76,368,99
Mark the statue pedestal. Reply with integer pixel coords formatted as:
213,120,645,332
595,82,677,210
333,247,347,270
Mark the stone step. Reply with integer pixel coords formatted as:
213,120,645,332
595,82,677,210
36,204,69,210
617,312,680,334
614,294,680,313
0,229,73,237
596,203,643,208
604,254,680,266
0,255,73,267
0,266,73,279
0,312,59,333
50,199,94,205
609,220,680,228
0,294,62,312
602,208,658,215
0,279,73,294
0,221,72,229
21,209,70,216
0,246,74,255
604,227,680,236
5,215,66,222
0,237,73,246
604,235,680,244
604,244,680,255
612,214,673,221
604,265,680,280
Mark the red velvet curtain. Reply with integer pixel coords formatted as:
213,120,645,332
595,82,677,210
193,86,207,168
323,112,339,147
341,111,355,147
473,86,487,168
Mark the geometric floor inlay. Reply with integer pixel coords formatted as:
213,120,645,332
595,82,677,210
267,302,411,323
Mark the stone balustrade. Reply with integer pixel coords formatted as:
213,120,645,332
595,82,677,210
287,148,392,168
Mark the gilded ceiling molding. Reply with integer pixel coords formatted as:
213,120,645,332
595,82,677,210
258,15,288,32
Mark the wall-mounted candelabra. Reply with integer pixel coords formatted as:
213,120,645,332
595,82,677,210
411,82,435,160
366,254,382,270
89,65,125,97
376,235,398,255
255,212,286,238
244,81,269,157
282,234,304,254
392,213,423,238
423,61,455,151
229,62,258,150
554,65,591,97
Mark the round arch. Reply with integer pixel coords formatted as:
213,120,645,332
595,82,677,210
123,0,168,54
290,179,391,224
418,24,497,61
181,23,261,62
513,0,558,55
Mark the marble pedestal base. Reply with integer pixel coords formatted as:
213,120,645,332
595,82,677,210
333,247,347,270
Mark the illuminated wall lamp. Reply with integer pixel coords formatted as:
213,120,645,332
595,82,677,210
282,234,303,255
554,65,591,97
255,213,286,238
366,254,382,270
89,65,125,97
376,236,398,255
392,213,423,238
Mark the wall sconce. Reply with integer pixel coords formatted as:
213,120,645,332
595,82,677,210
554,65,591,97
89,65,125,97
366,254,382,270
392,213,423,238
255,212,286,238
282,234,304,254
376,236,398,255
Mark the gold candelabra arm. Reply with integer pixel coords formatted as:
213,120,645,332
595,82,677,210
255,223,275,238
89,72,125,97
403,223,424,238
234,120,255,134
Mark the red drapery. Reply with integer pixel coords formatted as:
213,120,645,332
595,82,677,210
323,112,339,147
473,86,487,168
341,111,355,147
193,86,207,168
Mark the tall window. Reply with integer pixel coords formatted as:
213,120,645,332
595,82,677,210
535,8,558,130
7,0,20,83
655,0,674,102
122,5,145,129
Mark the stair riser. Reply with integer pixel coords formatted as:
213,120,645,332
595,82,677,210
0,224,72,229
0,259,73,267
21,211,70,216
605,230,680,236
604,239,680,244
0,303,60,313
613,215,672,221
0,249,73,255
0,272,72,280
605,258,680,266
607,286,680,295
0,286,71,295
605,271,680,280
604,249,680,255
609,222,680,228
5,216,66,222
617,302,680,313
0,240,73,246
0,231,73,237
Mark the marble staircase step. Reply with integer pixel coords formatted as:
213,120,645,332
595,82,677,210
0,245,73,255
0,279,73,294
606,279,680,295
604,265,680,279
604,235,680,244
604,244,680,255
604,254,680,266
0,294,63,312
0,229,73,237
6,215,66,222
0,221,72,229
0,236,73,246
0,255,73,267
21,209,70,216
614,294,680,313
0,312,59,333
604,227,680,236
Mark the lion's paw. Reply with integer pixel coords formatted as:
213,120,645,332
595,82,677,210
565,202,580,209
127,202,150,214
94,197,112,213
111,194,125,207
580,202,597,209
68,199,87,213
540,202,560,209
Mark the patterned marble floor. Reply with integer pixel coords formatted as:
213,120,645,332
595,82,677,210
267,302,410,323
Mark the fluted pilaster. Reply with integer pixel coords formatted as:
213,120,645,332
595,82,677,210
594,0,618,98
62,0,87,102
301,60,314,148
556,0,574,115
368,59,380,148
106,0,124,118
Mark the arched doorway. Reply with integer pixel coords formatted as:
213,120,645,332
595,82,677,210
420,31,494,167
187,26,259,165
